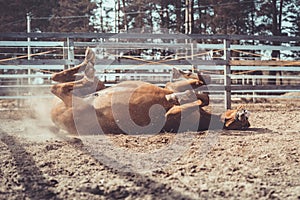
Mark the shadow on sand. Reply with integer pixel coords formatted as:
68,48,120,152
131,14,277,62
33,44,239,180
0,128,193,200
0,129,61,200
219,127,273,136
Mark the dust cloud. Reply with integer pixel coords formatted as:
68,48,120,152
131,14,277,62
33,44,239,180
21,97,61,142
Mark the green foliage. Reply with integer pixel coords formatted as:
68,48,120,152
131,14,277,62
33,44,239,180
49,0,96,32
0,0,58,32
0,0,96,33
0,0,299,37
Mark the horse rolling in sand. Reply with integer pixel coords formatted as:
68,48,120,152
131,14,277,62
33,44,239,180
50,48,250,135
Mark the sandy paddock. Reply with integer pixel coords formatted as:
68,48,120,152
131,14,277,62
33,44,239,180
0,99,299,199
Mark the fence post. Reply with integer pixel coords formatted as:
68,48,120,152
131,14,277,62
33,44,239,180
191,42,194,61
17,78,21,107
224,39,231,110
27,13,32,84
252,77,256,103
67,37,75,69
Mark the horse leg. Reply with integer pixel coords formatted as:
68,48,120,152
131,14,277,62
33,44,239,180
165,100,204,117
51,77,103,106
51,77,90,106
165,79,204,92
165,90,209,106
52,65,84,83
172,68,211,84
52,47,96,83
51,92,98,135
51,46,105,103
51,82,75,107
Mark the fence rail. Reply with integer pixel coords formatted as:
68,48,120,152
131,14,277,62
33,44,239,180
0,32,300,109
1,32,300,41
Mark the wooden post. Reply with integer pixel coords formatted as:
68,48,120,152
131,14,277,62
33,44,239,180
224,39,231,110
17,78,21,107
63,40,67,70
252,77,256,103
185,0,189,34
188,0,192,34
191,42,194,61
67,37,75,69
184,0,189,60
27,13,31,84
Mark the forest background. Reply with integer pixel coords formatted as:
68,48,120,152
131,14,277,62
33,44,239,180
0,0,299,37
0,0,299,60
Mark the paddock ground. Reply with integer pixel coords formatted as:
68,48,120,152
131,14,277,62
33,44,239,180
0,99,299,199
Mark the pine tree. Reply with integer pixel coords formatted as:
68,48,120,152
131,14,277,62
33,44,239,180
285,0,300,36
193,0,212,34
206,0,255,35
49,0,96,32
0,0,58,32
285,0,300,58
255,0,296,36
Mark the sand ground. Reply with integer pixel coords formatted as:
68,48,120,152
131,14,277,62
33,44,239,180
0,100,299,200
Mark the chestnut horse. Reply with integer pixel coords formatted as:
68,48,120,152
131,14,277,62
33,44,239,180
51,48,250,135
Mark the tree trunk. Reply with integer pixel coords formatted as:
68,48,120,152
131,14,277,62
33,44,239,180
175,0,182,33
268,0,283,85
121,0,127,31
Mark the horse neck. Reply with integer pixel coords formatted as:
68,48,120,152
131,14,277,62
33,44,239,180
199,108,224,130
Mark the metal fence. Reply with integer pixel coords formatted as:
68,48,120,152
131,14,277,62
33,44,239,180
0,32,300,109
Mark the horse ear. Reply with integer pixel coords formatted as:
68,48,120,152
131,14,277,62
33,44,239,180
236,104,247,110
221,110,235,121
221,109,237,127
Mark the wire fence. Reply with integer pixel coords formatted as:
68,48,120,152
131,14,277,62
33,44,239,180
0,32,300,109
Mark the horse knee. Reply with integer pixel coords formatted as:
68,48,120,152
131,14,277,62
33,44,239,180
195,92,209,106
51,85,58,95
51,72,63,82
51,84,70,97
52,71,76,83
